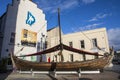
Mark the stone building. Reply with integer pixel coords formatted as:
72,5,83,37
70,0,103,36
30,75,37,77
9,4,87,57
46,27,110,62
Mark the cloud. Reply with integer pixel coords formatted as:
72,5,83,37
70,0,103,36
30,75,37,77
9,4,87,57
83,23,101,29
33,0,79,13
107,28,120,50
89,17,97,22
71,23,102,32
82,0,95,4
89,13,112,22
61,1,78,9
33,0,95,13
52,0,79,13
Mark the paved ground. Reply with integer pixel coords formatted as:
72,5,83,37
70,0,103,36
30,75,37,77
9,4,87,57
0,64,120,80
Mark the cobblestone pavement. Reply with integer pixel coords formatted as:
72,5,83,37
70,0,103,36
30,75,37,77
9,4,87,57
0,64,120,80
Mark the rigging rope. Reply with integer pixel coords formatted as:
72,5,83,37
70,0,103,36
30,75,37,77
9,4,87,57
37,14,54,33
63,14,93,48
63,14,107,53
37,0,61,34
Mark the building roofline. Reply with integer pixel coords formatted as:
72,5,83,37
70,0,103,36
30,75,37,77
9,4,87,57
0,12,7,19
47,26,58,32
64,27,106,36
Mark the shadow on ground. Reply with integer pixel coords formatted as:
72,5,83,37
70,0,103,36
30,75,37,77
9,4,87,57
47,74,58,80
79,78,92,80
118,75,120,79
61,77,92,80
0,71,12,80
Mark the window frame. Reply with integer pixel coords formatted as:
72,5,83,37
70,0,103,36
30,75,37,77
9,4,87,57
92,38,98,47
10,32,15,43
69,41,73,47
80,40,85,49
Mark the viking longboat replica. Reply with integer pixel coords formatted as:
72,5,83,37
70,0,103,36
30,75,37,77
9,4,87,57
10,8,114,72
11,43,114,71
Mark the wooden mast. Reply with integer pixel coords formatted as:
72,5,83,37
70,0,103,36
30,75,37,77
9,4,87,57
58,8,62,46
58,8,64,62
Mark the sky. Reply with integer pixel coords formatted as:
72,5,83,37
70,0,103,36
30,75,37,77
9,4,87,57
0,0,120,50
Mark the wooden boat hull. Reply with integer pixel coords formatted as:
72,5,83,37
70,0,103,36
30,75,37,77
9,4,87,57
11,54,113,71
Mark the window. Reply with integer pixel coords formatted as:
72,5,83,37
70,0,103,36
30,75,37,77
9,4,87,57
10,32,15,43
20,54,26,60
94,55,98,59
45,41,47,49
82,54,86,61
23,29,28,38
70,54,73,62
92,38,97,47
7,58,12,65
31,56,36,61
80,40,85,49
69,42,73,47
37,42,40,51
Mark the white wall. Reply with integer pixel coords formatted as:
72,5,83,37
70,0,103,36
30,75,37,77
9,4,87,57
1,0,47,62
